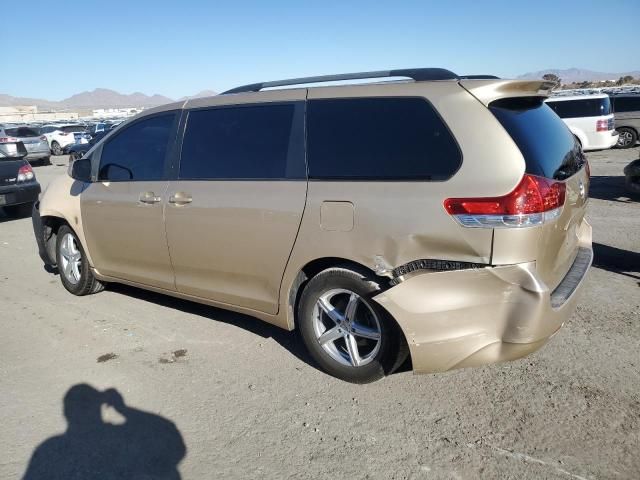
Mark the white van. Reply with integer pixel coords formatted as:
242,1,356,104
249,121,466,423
545,94,618,151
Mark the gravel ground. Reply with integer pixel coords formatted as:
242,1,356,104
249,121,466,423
1,149,639,480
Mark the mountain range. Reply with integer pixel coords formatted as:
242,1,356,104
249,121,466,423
0,88,218,110
516,68,640,83
2,68,639,110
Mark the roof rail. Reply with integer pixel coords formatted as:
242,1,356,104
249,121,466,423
222,68,464,94
458,75,500,80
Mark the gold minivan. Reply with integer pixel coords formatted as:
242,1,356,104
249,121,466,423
33,68,593,383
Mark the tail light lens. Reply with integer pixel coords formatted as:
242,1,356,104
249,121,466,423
596,119,609,132
17,164,35,182
0,137,19,143
444,174,566,228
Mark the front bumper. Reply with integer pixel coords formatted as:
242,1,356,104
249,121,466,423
374,221,593,374
0,182,41,207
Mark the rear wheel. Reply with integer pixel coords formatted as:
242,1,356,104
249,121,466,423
298,266,408,383
616,128,638,149
56,225,104,296
51,141,63,156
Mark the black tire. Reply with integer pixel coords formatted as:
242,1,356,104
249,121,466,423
3,202,34,218
297,266,408,383
56,225,104,296
51,141,63,156
616,127,638,149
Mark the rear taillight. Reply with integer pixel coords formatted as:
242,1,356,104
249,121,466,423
17,164,35,182
596,119,609,132
0,137,19,143
40,135,47,141
444,174,566,228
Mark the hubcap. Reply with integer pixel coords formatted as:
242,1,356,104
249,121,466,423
312,289,382,367
59,233,82,285
618,131,633,146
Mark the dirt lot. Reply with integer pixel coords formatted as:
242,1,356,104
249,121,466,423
1,148,639,480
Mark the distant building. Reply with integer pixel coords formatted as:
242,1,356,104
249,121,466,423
0,106,79,123
91,107,143,118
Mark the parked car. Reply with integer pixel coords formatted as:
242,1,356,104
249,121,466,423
0,140,41,217
0,125,50,165
610,94,640,148
545,94,618,150
40,124,90,155
67,130,110,161
33,68,592,383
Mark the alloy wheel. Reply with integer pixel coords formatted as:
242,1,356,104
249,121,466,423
617,130,633,147
311,288,382,367
59,233,82,285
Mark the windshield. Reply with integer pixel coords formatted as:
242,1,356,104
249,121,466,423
490,97,587,180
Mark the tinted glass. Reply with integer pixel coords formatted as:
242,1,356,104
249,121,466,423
306,97,461,180
546,98,611,118
180,103,303,179
490,97,586,180
61,125,88,133
98,113,175,181
612,96,640,113
5,127,40,137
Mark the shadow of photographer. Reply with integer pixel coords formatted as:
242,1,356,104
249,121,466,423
23,384,186,480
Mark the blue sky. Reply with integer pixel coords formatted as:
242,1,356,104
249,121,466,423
4,0,639,100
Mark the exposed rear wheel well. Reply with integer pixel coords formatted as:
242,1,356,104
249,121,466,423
287,257,391,330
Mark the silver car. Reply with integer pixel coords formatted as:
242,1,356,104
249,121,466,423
0,125,51,165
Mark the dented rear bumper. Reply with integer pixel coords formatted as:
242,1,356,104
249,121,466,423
374,221,592,374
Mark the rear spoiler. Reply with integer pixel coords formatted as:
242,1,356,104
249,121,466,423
459,79,557,107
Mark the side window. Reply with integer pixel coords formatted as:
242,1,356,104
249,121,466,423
307,97,461,180
98,113,176,181
614,97,640,113
179,103,304,180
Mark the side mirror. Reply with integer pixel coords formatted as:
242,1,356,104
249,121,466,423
70,157,92,182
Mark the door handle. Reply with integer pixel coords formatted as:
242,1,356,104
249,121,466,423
168,192,193,205
139,191,161,204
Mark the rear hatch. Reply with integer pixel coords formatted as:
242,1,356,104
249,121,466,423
488,96,589,289
4,127,48,153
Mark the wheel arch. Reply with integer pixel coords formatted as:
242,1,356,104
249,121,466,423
285,256,392,331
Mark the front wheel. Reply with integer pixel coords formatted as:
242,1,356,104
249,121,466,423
56,225,104,295
297,267,408,383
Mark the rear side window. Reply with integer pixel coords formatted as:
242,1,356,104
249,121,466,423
612,96,640,113
5,127,40,137
546,98,611,118
490,97,586,180
306,97,461,180
180,103,304,180
98,113,176,181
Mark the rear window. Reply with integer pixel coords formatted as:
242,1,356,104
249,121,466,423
546,97,611,118
612,96,640,113
306,97,461,180
61,125,87,133
490,97,586,180
4,127,40,137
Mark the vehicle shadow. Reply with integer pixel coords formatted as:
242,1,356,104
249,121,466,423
107,283,316,369
106,283,412,375
22,384,186,480
592,242,640,282
0,208,31,223
589,175,638,203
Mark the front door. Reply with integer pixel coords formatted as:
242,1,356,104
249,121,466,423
81,112,179,290
164,99,307,314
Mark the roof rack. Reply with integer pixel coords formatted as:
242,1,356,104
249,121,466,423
221,68,494,95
